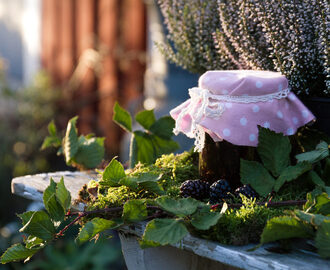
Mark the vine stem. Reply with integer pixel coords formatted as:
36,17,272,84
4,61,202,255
56,205,162,238
211,200,307,210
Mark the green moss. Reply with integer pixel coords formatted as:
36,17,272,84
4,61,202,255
88,150,199,209
197,197,287,245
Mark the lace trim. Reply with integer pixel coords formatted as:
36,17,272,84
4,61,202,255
173,87,290,152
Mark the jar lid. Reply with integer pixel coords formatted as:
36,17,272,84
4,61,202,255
170,70,315,151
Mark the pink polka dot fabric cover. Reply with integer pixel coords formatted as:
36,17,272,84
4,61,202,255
170,70,315,147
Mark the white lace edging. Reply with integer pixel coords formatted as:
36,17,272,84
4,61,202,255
173,87,290,152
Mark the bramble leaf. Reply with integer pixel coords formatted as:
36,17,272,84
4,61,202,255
43,178,64,222
191,206,222,230
100,158,126,186
296,141,329,164
123,200,148,222
240,159,275,197
74,137,105,169
260,216,314,244
295,210,330,227
133,131,156,165
142,218,188,245
152,135,179,157
56,177,71,211
135,110,156,130
63,116,79,164
77,218,120,244
19,211,55,240
274,161,312,192
257,127,291,177
308,171,326,189
0,243,40,264
24,236,44,249
315,220,330,258
313,193,330,215
113,102,132,132
149,116,176,140
156,196,201,216
139,181,165,195
18,212,35,226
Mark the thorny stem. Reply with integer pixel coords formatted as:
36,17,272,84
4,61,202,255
211,199,307,210
56,205,162,238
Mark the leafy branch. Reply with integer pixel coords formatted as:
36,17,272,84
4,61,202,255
42,117,105,169
259,192,330,258
240,127,330,197
113,102,179,168
1,164,221,264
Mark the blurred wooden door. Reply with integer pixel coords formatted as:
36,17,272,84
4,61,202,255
41,0,146,156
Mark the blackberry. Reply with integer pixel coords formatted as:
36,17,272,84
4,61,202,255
234,185,258,199
180,179,210,200
209,179,231,204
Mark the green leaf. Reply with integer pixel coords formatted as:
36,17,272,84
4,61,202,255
308,171,326,189
142,218,188,245
152,135,179,157
74,137,105,169
260,216,314,244
315,220,330,258
43,178,65,222
313,193,330,215
156,196,201,216
139,181,165,195
191,206,222,230
127,172,162,184
18,212,35,226
56,177,71,211
24,236,44,249
296,141,329,164
0,244,39,264
63,116,79,164
123,200,148,222
133,131,156,165
77,218,120,244
149,116,176,139
113,102,132,132
274,161,312,192
100,158,126,186
295,210,330,227
48,120,57,136
19,211,55,240
257,127,291,177
41,136,61,150
240,159,275,197
135,110,156,130
323,158,330,185
119,173,162,191
138,239,161,249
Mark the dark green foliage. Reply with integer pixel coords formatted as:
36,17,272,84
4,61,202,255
240,127,329,197
113,102,179,168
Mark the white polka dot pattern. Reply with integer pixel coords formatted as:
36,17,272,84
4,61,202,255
223,128,231,137
240,117,247,126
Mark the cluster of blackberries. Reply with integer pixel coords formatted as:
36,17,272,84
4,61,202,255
179,179,257,203
180,179,210,200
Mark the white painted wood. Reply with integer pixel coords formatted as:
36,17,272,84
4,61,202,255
11,171,330,270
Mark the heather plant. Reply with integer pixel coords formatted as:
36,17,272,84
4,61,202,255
157,0,329,97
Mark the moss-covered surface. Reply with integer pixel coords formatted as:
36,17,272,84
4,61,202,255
82,150,310,246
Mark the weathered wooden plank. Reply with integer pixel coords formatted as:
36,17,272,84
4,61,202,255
11,171,330,270
11,171,97,210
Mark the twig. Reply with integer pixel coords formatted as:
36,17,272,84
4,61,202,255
57,205,163,238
